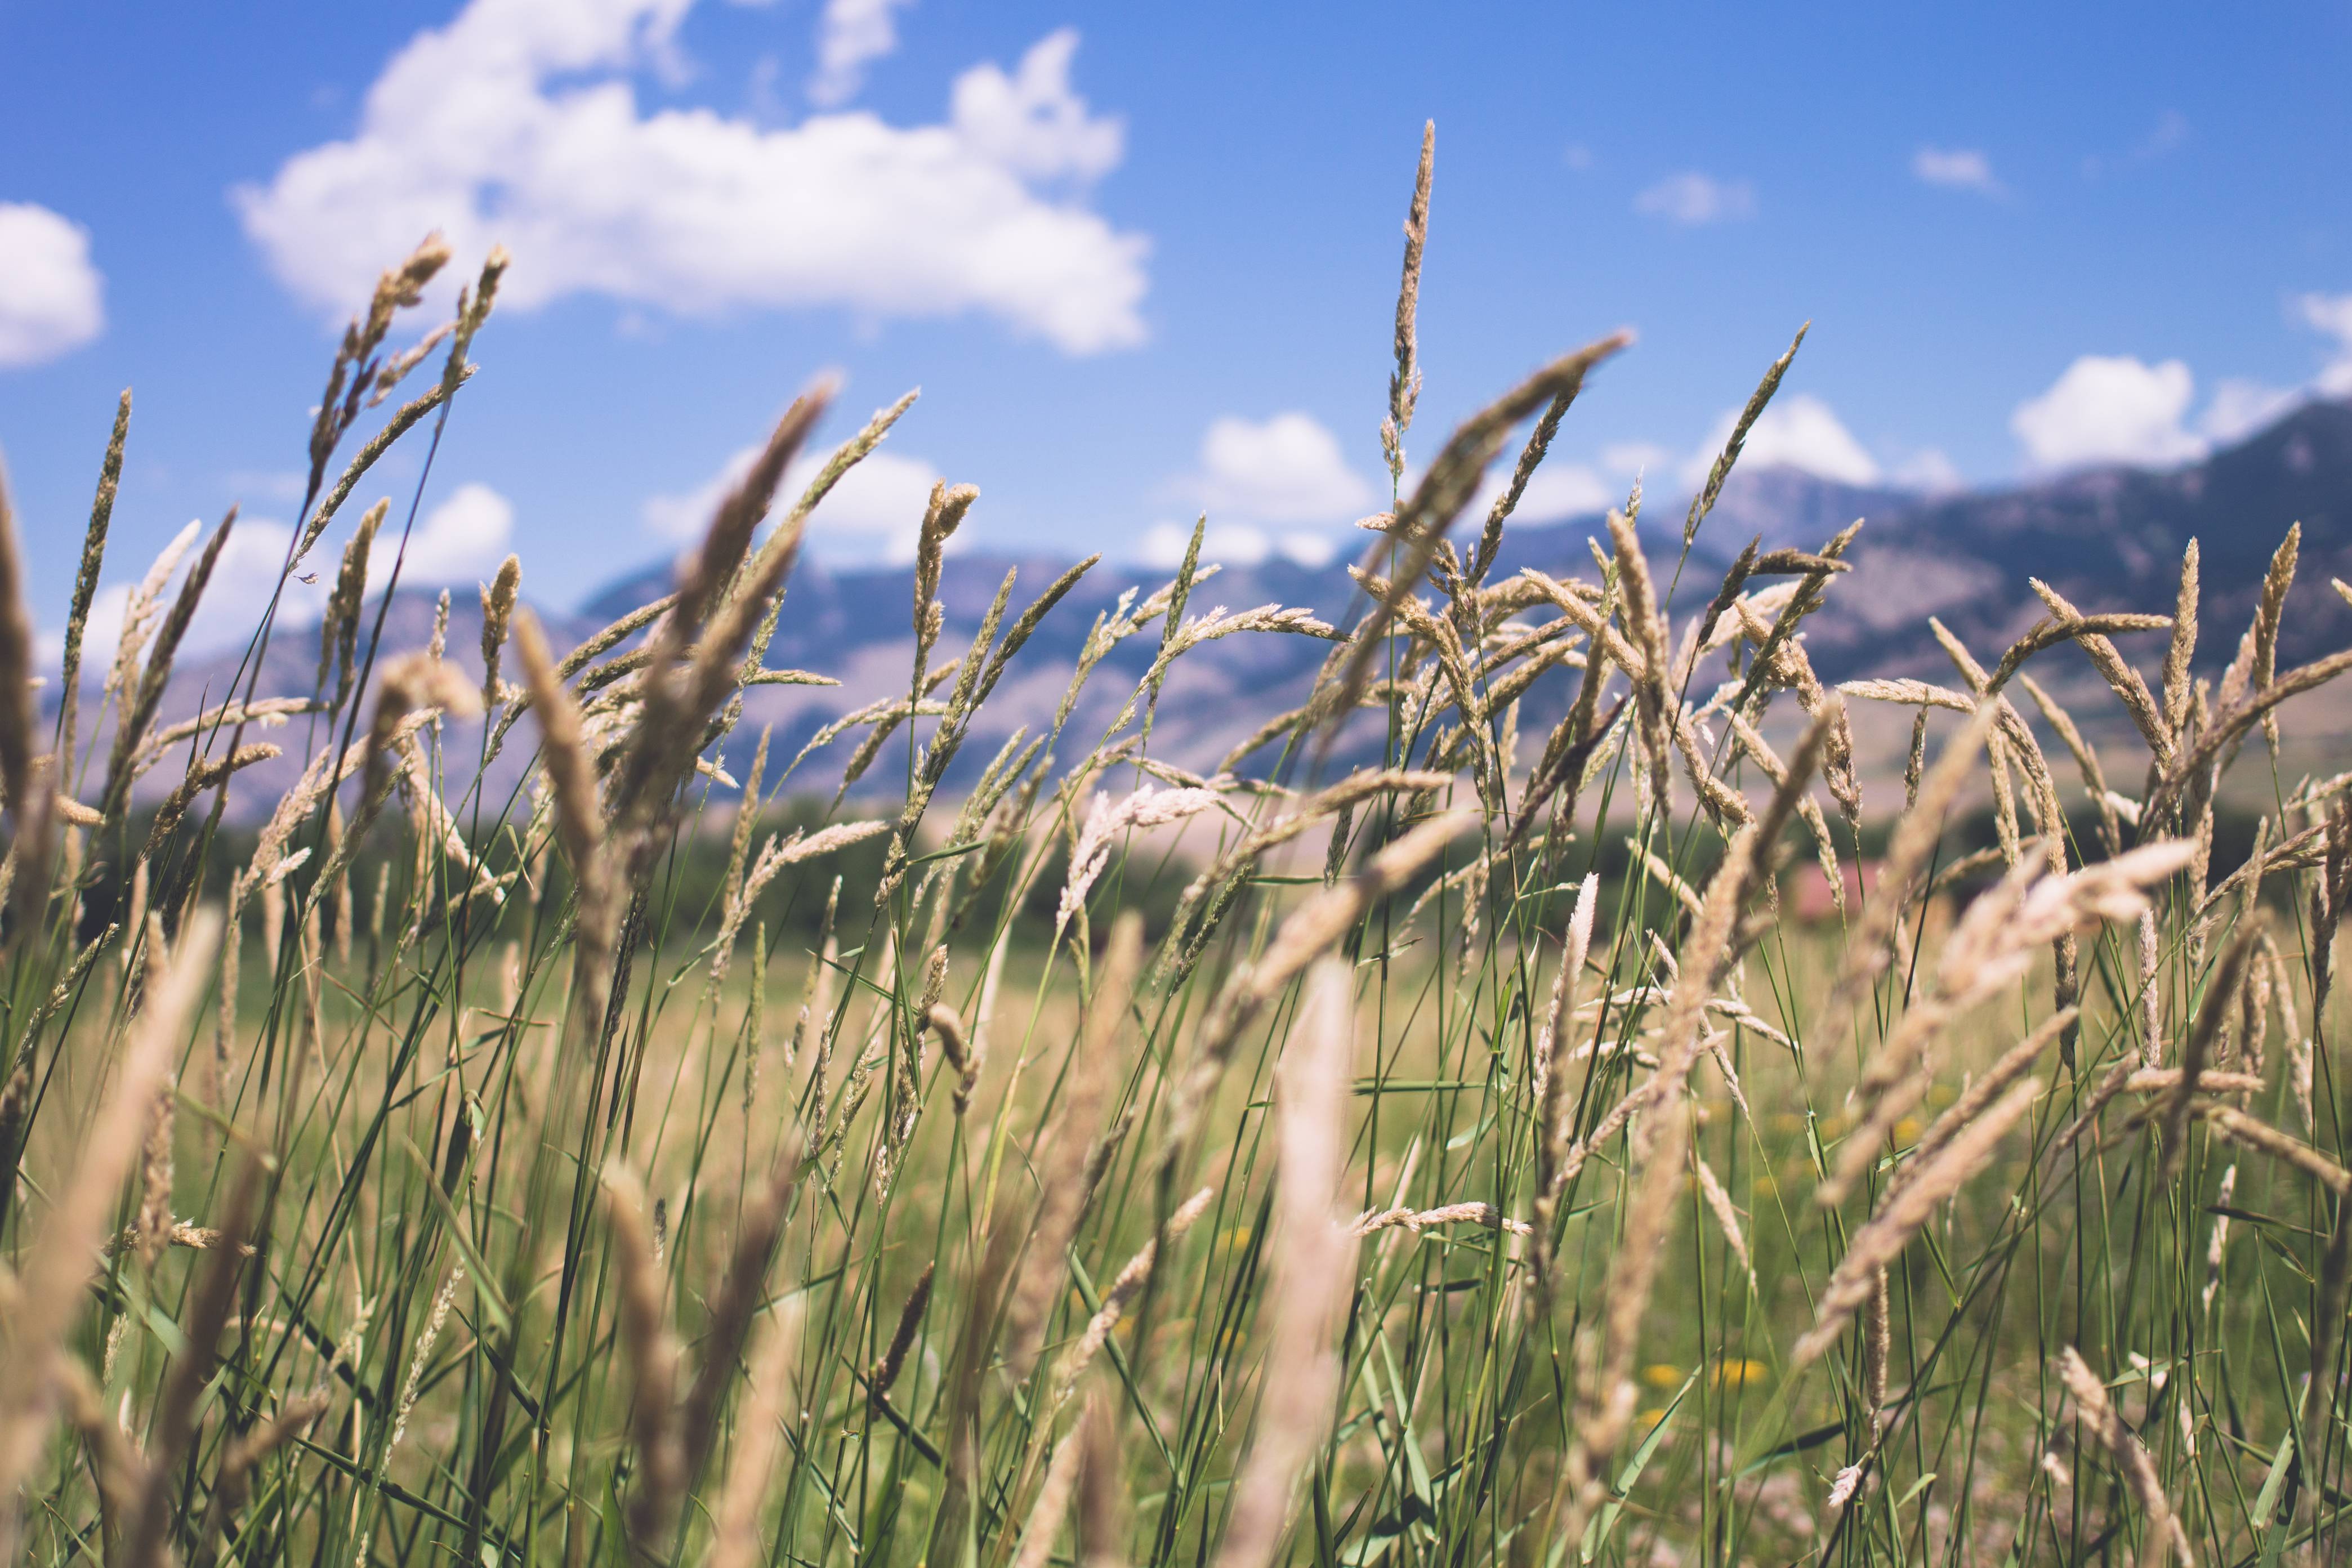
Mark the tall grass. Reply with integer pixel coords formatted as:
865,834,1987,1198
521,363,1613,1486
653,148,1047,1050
1,131,2349,1568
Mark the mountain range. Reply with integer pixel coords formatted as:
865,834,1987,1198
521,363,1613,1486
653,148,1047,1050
119,396,2352,817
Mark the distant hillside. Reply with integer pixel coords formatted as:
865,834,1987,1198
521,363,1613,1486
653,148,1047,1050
124,396,2352,817
1809,397,2352,680
583,396,2352,780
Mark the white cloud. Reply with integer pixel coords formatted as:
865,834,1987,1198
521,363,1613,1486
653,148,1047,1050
1471,461,1612,526
2083,110,2190,180
59,517,329,672
948,29,1122,182
385,482,516,586
1188,412,1376,524
0,202,104,369
1912,146,2002,196
1136,519,1341,572
1514,463,1613,520
807,0,914,107
1274,531,1337,568
236,1,1146,355
1634,172,1755,226
2199,378,2300,444
646,438,942,562
1890,446,1964,493
2299,292,2352,396
1601,441,1674,477
212,520,332,636
1140,520,1258,569
1680,394,1881,488
2011,355,2206,470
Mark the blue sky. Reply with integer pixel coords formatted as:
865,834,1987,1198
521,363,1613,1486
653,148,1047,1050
2,0,2350,644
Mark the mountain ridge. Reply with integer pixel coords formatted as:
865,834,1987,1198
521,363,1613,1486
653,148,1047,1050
115,396,2352,818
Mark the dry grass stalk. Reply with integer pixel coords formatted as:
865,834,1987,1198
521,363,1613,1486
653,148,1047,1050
1692,1155,1757,1292
1796,1079,2041,1366
0,457,39,831
1864,1267,1891,1442
1471,377,1587,586
1059,784,1224,936
2029,577,2174,765
1328,330,1632,734
2251,523,2299,751
55,388,128,775
1532,874,1599,1289
100,510,235,823
478,552,521,708
1832,839,2189,1201
142,743,281,858
681,1134,805,1482
0,910,218,1562
869,1262,936,1408
189,1391,331,1568
1582,828,1756,1376
391,1264,465,1451
1353,1200,1531,1238
1381,120,1434,486
1171,812,1470,1151
601,1164,683,1553
1048,1186,1215,1412
1885,1008,2076,1210
1685,324,1807,546
1211,958,1359,1568
132,1073,173,1267
120,1157,260,1567
705,1299,803,1568
1000,913,1140,1382
1607,508,1673,822
1073,1386,1124,1568
1823,702,1998,1025
2162,540,2200,737
2058,1346,2194,1568
2145,643,2352,829
2161,919,2261,1181
1012,1415,1087,1568
2190,1102,2352,1194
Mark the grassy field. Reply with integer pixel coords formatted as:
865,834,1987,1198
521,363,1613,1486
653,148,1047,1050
3,131,2351,1568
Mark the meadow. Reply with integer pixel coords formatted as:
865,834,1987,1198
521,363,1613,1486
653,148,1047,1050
2,127,2349,1567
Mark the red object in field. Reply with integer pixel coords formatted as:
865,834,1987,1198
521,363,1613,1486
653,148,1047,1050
1788,859,1878,924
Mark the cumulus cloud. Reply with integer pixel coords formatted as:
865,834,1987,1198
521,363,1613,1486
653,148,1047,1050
60,517,329,673
1469,461,1612,526
386,482,516,586
0,202,104,369
1634,172,1755,226
1890,447,1965,493
646,438,941,562
2010,355,2206,470
1680,394,1881,488
2199,377,2300,445
807,0,914,107
236,0,1146,355
949,29,1122,182
1136,520,1332,572
2300,292,2352,396
1188,412,1376,524
1600,441,1675,478
1912,146,2002,196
